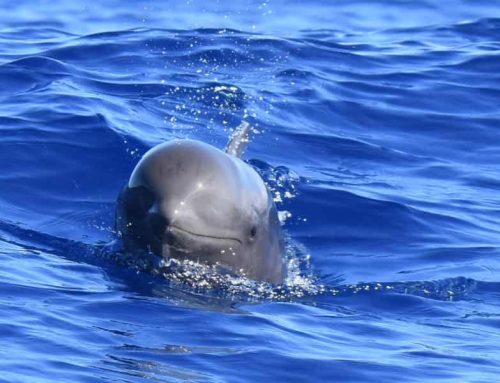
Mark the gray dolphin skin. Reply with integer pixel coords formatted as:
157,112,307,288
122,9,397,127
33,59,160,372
115,123,286,283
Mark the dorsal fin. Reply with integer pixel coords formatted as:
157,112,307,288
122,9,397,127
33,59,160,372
225,121,251,158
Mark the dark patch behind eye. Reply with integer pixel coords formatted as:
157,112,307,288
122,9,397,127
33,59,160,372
124,186,156,219
148,212,168,240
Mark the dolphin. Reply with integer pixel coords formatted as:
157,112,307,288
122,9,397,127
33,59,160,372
115,122,286,283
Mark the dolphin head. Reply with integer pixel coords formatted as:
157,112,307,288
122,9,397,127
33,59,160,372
116,140,285,283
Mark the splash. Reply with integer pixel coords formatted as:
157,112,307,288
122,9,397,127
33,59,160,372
0,219,481,303
140,237,325,301
249,159,300,225
330,277,479,302
104,241,478,303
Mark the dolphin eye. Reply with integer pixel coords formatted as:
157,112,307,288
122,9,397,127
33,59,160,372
250,226,257,238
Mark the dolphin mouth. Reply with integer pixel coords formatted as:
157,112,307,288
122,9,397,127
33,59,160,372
168,225,243,245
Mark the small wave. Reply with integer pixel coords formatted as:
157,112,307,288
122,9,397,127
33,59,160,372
0,218,484,304
0,56,69,95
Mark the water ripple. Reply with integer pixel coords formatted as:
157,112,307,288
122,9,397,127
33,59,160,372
1,2,500,382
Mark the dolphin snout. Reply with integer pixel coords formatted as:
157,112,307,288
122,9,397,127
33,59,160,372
161,224,243,261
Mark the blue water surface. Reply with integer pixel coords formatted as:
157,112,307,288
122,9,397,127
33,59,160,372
1,1,500,382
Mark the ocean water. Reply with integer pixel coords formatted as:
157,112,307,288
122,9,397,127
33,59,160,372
1,0,500,381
